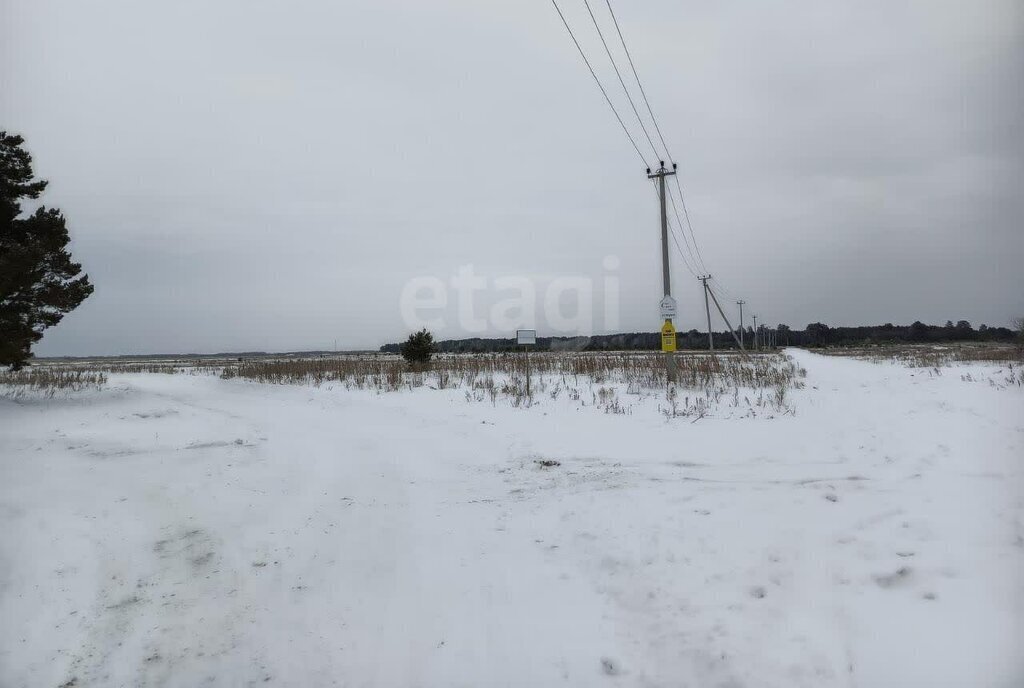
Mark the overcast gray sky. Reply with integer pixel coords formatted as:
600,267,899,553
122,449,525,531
3,0,1022,355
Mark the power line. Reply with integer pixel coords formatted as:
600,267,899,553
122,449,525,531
582,0,660,161
712,279,740,304
650,181,698,277
550,1,767,329
603,0,672,160
669,216,699,277
600,0,713,280
709,278,755,326
670,176,708,273
665,179,705,274
550,0,649,166
709,277,742,305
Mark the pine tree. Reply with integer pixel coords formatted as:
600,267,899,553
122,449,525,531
1,131,93,369
400,328,435,367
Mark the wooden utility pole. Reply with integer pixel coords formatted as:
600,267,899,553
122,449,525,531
648,162,678,381
699,275,713,351
752,315,758,351
736,300,745,349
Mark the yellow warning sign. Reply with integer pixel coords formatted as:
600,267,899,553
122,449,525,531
661,320,677,352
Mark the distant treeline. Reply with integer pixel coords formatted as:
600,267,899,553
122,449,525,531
380,321,1020,353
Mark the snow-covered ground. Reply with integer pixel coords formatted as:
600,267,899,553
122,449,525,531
1,350,1022,687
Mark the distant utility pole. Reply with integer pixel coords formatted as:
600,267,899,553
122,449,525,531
698,275,713,351
648,162,678,382
736,300,745,349
752,315,758,351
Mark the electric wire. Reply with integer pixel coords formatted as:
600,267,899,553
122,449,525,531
650,182,699,278
651,182,698,276
665,179,704,275
669,217,699,278
601,0,711,276
710,278,744,311
670,176,709,274
603,0,672,160
550,0,649,167
710,277,741,304
709,278,757,334
552,0,760,323
582,0,660,161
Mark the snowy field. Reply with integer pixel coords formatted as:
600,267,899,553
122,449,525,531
1,349,1022,687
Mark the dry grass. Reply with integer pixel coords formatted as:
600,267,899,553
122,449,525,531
821,343,1024,389
38,359,228,375
218,351,806,413
821,343,1023,368
12,351,808,415
220,351,800,389
0,368,107,399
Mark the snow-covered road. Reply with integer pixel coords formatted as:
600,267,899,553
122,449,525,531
2,350,1022,687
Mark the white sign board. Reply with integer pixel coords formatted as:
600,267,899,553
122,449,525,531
659,295,677,319
516,329,537,345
